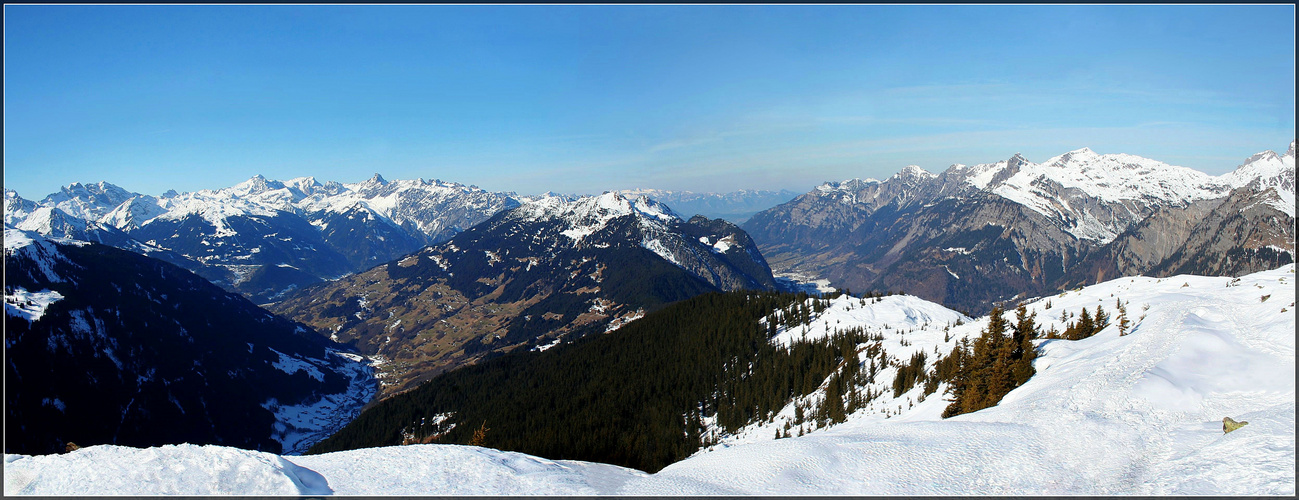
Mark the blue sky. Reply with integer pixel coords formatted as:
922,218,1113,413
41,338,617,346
4,5,1295,198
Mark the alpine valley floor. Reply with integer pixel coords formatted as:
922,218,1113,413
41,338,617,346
5,265,1294,495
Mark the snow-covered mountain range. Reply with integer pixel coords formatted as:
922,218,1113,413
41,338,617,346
4,175,519,303
8,263,1291,495
745,142,1296,313
5,176,800,304
271,191,776,397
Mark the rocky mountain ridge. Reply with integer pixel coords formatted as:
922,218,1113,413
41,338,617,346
271,192,777,398
744,142,1296,313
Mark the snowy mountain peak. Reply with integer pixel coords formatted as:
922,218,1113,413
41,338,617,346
1245,150,1280,164
1056,147,1100,164
14,207,79,235
102,195,168,230
1221,142,1296,188
1216,142,1296,217
366,173,388,185
517,191,680,226
895,165,935,180
231,175,284,197
4,190,38,225
39,181,135,222
50,181,130,200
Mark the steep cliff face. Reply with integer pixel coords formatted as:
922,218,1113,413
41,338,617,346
1151,184,1295,278
1064,199,1221,286
271,193,776,398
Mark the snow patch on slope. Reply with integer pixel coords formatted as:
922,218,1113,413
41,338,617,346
4,288,64,323
267,348,325,382
3,227,70,283
767,294,968,348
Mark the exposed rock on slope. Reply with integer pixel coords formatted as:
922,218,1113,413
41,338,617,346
271,192,776,398
745,143,1296,313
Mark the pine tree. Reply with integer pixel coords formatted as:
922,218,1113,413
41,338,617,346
1010,305,1038,386
1066,308,1094,340
1116,299,1130,336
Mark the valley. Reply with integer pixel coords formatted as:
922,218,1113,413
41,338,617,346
6,5,1294,495
4,143,1294,495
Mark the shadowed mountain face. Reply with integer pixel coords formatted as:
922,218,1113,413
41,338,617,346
745,144,1295,314
4,229,374,456
271,193,777,398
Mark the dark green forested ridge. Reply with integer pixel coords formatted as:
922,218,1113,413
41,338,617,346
307,290,880,472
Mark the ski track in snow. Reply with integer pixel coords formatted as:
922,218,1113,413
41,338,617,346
4,265,1294,495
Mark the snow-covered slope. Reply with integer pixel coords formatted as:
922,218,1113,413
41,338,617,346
661,264,1295,495
9,265,1292,495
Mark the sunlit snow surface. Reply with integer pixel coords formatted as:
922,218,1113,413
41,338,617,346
6,265,1294,495
4,288,64,323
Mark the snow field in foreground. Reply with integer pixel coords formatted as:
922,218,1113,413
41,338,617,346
4,265,1294,495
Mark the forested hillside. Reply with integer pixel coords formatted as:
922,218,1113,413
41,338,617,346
307,290,873,471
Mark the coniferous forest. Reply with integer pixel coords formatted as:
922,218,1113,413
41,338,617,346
307,290,874,472
305,287,1084,472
